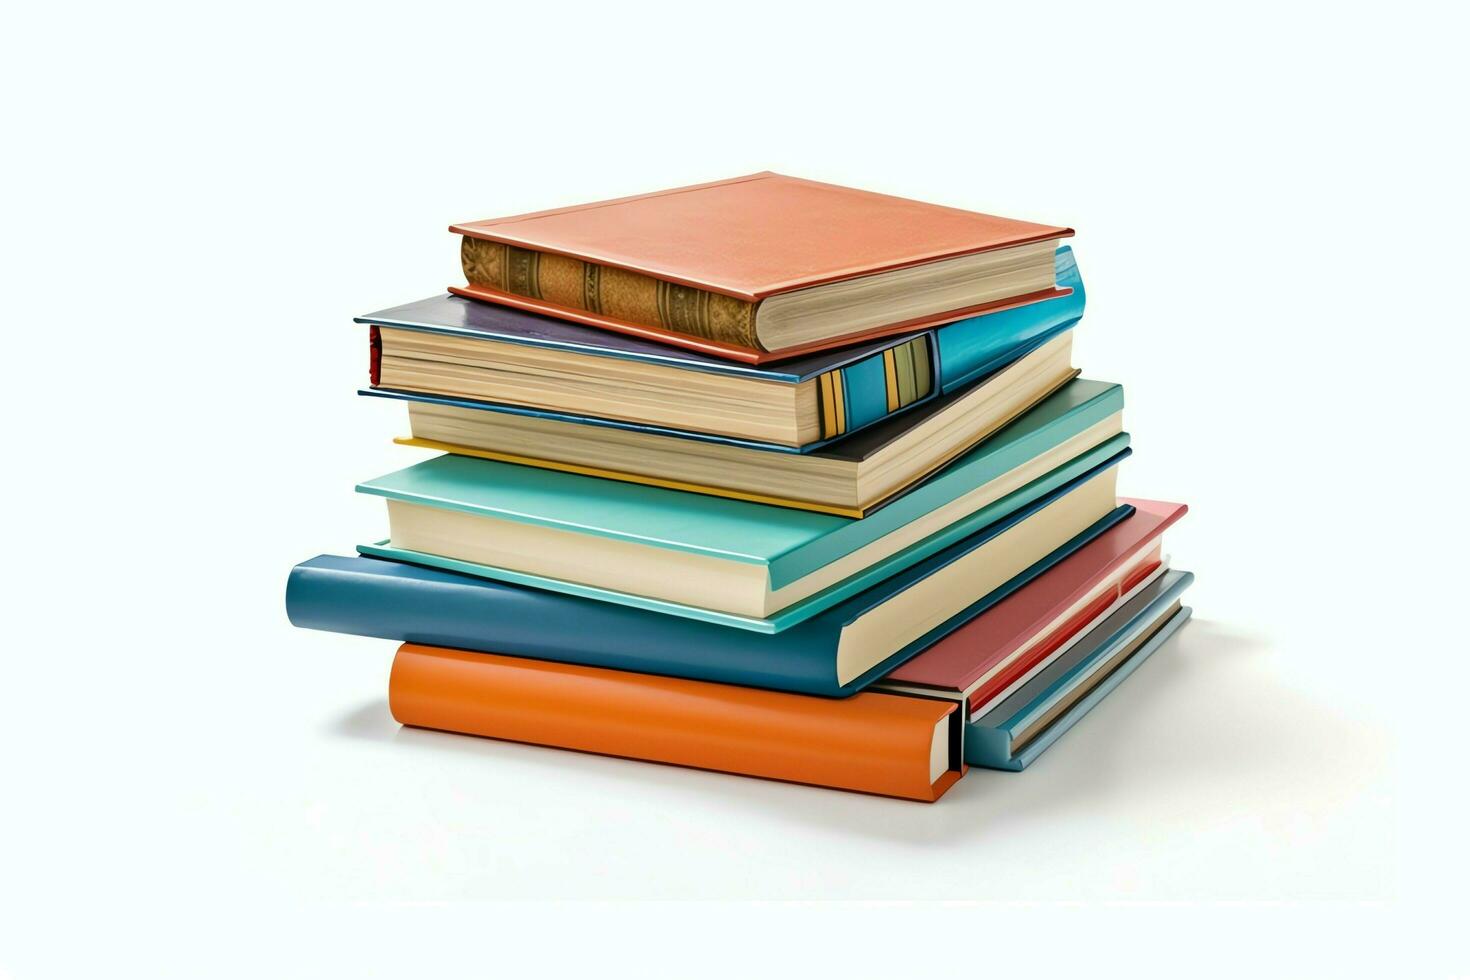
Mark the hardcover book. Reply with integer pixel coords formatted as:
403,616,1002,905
450,172,1073,363
879,499,1187,710
367,246,1093,514
364,300,937,450
389,338,1078,517
389,643,965,801
286,487,1135,697
362,246,1086,451
966,572,1194,770
354,414,1130,630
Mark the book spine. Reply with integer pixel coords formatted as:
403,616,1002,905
389,643,961,801
461,236,761,350
817,332,933,440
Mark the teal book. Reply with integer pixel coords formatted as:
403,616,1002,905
357,380,1127,632
289,490,1136,698
937,246,1085,394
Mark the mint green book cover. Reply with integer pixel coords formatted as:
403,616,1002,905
360,378,1121,567
360,446,1126,632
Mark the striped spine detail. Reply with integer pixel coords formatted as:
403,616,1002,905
882,348,901,412
656,282,713,338
505,246,542,299
832,371,846,435
582,263,602,314
911,336,933,399
884,335,932,410
817,371,847,440
820,334,934,442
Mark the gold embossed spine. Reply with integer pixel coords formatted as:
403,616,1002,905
459,236,759,349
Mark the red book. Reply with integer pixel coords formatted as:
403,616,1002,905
877,499,1187,713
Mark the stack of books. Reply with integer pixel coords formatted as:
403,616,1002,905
287,173,1193,802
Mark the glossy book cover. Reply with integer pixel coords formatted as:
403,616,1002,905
449,172,1073,363
884,498,1187,698
389,643,965,802
286,495,1135,697
355,431,1131,632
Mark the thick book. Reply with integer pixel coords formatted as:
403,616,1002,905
355,418,1130,631
966,572,1194,770
286,492,1135,698
879,499,1187,711
389,643,965,802
389,339,1079,517
450,172,1073,363
363,246,1086,452
369,251,1088,516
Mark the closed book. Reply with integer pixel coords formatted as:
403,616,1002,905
879,499,1187,710
364,246,1085,452
389,644,964,802
937,246,1086,395
966,571,1194,770
286,489,1135,697
450,172,1072,363
355,418,1130,630
389,339,1077,517
370,251,1088,517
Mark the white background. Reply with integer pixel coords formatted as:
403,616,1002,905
2,1,1465,976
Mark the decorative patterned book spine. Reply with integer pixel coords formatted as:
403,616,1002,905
814,333,932,440
462,236,761,349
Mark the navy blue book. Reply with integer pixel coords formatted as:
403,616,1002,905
360,247,1086,454
286,461,1132,698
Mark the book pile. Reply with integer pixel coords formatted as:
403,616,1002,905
287,173,1194,801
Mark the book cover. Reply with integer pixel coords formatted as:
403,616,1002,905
981,606,1193,772
355,432,1131,632
966,571,1194,769
389,643,965,801
286,500,1135,698
449,172,1072,363
883,499,1187,699
938,246,1085,394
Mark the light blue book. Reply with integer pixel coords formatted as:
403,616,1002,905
357,380,1128,632
966,570,1194,770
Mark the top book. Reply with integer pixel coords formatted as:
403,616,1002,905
451,173,1073,364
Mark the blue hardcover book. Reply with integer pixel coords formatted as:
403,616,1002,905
355,401,1129,631
965,570,1194,769
937,246,1085,394
359,247,1085,454
287,478,1135,698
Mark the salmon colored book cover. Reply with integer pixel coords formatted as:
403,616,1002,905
450,173,1073,363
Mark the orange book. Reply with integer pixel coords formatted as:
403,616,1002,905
390,643,965,802
451,173,1072,363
